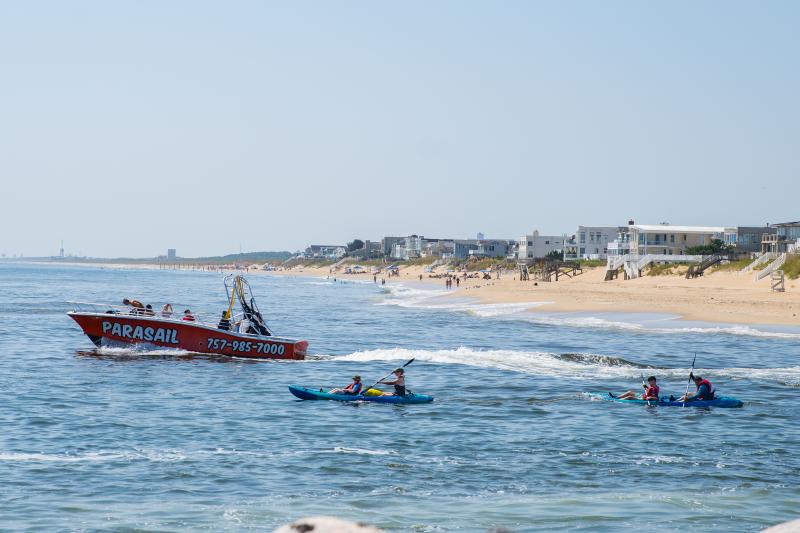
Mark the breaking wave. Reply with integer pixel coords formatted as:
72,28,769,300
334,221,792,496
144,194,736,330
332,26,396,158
378,283,800,339
333,347,800,385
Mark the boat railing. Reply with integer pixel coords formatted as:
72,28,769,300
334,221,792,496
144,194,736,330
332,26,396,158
68,301,274,339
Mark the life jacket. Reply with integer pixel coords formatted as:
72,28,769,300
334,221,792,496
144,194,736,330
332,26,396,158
182,314,196,322
643,385,659,399
696,379,715,400
345,382,362,394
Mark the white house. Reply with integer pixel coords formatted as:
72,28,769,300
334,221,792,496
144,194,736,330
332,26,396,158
563,226,621,260
517,230,564,260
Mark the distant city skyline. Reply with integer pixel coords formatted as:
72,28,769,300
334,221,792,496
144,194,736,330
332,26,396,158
1,1,798,257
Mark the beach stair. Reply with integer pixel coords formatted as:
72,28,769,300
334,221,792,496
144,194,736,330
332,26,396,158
741,252,775,274
755,253,787,282
686,254,724,279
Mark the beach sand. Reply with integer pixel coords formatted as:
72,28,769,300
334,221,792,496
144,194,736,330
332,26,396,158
263,263,800,327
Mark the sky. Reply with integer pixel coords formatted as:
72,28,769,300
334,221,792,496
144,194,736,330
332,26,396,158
1,1,798,258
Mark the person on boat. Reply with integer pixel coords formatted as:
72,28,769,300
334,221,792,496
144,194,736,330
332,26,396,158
161,303,173,318
330,375,363,395
613,376,660,401
217,311,231,331
181,309,196,322
677,374,715,402
123,298,145,315
143,304,155,317
379,368,406,396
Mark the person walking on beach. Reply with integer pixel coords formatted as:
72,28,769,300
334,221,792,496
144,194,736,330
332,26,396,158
612,376,660,401
380,368,406,396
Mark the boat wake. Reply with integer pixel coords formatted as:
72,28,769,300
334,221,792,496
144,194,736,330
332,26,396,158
333,347,800,385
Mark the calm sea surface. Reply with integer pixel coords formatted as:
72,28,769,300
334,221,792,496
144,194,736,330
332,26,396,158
1,263,798,532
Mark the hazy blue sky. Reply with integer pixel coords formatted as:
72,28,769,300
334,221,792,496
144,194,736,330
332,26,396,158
1,1,798,257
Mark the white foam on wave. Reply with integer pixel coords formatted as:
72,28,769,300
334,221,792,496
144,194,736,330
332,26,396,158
332,347,800,384
331,447,395,456
0,451,127,462
378,283,800,340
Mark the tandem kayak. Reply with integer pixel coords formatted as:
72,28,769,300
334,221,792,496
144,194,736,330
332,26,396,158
587,392,743,408
288,385,434,404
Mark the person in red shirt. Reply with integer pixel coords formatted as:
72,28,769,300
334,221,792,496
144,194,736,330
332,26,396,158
612,376,660,401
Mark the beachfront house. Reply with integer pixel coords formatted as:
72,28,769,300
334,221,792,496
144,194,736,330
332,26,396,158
381,237,404,257
727,226,776,256
627,224,736,256
469,239,513,258
517,230,563,260
563,226,621,260
762,221,800,253
304,245,347,260
453,240,479,259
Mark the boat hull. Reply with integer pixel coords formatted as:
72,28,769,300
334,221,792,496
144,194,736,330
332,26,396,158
288,385,434,404
68,312,307,359
587,392,743,408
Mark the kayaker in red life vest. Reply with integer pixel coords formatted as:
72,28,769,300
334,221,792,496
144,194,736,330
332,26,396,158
380,368,406,396
678,374,715,402
330,376,363,395
612,376,660,401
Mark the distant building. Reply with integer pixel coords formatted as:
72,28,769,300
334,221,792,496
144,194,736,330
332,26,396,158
563,226,621,260
517,230,564,260
476,232,485,240
381,237,404,257
305,245,347,260
167,248,176,261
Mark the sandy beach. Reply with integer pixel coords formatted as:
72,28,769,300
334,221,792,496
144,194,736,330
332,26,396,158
262,263,800,327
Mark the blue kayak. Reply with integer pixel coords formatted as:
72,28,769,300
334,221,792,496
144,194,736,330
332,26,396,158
587,392,743,408
288,385,434,404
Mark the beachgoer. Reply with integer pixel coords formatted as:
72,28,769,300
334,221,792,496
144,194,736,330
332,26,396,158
420,274,423,281
217,311,231,331
613,376,660,401
181,309,196,322
143,304,155,317
677,374,715,402
456,277,460,287
161,303,173,318
380,368,406,396
330,375,363,395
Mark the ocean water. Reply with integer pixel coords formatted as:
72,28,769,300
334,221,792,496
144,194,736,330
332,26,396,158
1,263,798,532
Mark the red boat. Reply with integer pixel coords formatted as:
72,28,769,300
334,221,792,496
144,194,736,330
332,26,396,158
68,275,308,359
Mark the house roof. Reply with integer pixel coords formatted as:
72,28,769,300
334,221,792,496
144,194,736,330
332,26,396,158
773,221,800,227
631,225,733,234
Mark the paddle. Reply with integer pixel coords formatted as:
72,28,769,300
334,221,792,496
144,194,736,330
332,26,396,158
682,353,697,407
362,358,415,395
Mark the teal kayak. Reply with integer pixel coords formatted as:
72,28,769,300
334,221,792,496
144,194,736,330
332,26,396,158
288,385,434,404
587,392,743,408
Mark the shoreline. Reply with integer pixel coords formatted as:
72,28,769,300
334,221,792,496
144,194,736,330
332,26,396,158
259,263,800,328
16,259,800,328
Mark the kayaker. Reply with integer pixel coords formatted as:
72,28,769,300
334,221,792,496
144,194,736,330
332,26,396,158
330,375,363,395
677,374,715,402
379,368,406,396
612,376,660,401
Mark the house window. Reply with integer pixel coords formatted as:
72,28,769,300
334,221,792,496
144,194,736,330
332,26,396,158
670,234,675,243
545,240,550,244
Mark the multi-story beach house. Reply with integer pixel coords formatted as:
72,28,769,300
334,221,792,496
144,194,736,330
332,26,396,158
626,224,736,256
304,245,347,260
563,226,622,260
453,240,480,259
470,239,513,258
761,221,800,253
517,230,564,260
727,226,776,256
